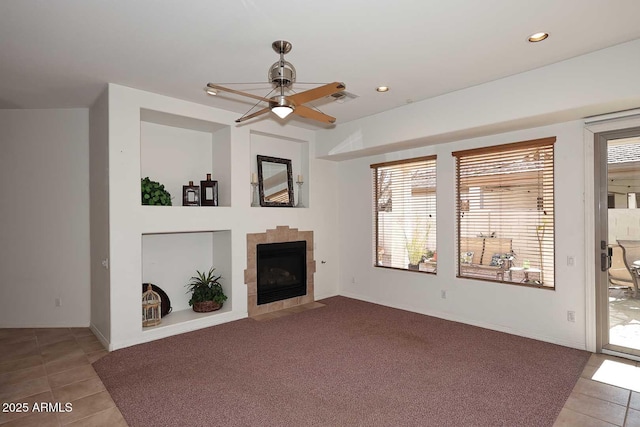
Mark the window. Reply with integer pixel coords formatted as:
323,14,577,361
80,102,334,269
371,156,437,273
453,137,555,288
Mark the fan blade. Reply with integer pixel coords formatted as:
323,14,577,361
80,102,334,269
206,83,272,103
293,105,336,124
235,107,271,123
287,82,345,105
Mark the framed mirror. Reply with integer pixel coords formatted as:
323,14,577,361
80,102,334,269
257,155,295,207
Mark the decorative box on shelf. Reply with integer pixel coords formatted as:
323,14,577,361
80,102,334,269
200,173,219,206
182,181,200,206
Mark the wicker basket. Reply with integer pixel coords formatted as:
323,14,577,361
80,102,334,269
192,300,222,313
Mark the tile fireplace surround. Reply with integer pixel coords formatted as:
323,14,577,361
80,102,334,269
245,226,316,317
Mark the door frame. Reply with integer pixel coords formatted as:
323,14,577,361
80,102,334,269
584,110,640,357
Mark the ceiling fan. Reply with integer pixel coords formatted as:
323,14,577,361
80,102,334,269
205,40,345,124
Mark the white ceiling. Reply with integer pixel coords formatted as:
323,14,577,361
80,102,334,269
2,0,640,128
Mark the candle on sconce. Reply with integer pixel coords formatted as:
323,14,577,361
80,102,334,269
251,173,258,184
297,174,303,183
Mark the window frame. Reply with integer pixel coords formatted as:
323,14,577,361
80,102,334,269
452,137,556,289
371,155,437,274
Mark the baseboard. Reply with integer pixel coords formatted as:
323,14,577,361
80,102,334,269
315,290,340,301
0,322,91,328
338,291,587,351
110,311,247,351
89,323,111,352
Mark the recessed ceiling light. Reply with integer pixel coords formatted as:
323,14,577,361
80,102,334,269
528,32,549,43
376,86,389,92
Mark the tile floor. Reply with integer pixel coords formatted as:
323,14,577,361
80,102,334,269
554,353,640,426
608,290,640,352
1,326,639,426
0,328,126,426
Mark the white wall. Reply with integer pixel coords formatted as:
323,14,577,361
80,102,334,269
321,38,640,352
337,121,588,349
103,84,340,349
89,89,111,341
317,39,640,160
609,209,640,241
0,109,90,327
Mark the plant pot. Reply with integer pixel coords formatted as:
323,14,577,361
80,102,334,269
192,301,222,313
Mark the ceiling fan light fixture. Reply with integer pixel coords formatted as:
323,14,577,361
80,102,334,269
272,105,294,119
205,87,217,96
271,95,294,119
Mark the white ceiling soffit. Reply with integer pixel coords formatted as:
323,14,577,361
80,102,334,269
2,1,640,127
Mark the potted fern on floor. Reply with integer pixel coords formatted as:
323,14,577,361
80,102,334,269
186,267,227,312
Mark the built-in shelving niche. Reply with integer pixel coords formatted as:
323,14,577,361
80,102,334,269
140,109,231,207
141,230,232,331
249,130,310,208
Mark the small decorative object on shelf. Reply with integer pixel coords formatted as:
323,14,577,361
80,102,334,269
182,181,200,206
200,173,219,206
142,284,162,327
142,283,172,318
141,177,172,206
251,172,260,207
296,174,305,208
186,267,228,312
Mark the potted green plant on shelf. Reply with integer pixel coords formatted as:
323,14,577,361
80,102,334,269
186,267,227,312
141,177,172,206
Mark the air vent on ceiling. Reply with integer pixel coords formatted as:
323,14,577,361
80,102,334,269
329,91,358,103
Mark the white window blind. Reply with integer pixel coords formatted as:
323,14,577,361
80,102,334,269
371,156,437,273
453,137,555,288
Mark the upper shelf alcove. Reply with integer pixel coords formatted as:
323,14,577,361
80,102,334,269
249,130,309,208
140,108,231,207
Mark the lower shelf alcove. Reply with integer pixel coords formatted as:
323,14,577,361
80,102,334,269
142,304,232,331
141,230,232,330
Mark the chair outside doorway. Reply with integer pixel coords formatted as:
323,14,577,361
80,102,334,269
616,239,640,297
608,244,634,292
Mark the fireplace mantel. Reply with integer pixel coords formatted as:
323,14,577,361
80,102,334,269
244,226,316,317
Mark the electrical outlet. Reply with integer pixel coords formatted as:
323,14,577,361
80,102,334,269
567,310,575,322
441,290,447,299
55,298,62,307
567,256,575,267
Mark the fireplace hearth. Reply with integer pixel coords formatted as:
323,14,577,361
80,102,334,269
257,241,306,305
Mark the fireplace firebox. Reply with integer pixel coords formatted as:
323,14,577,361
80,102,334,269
257,240,307,305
